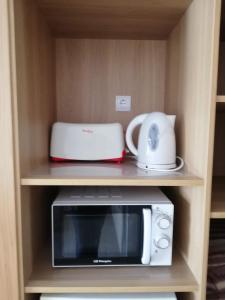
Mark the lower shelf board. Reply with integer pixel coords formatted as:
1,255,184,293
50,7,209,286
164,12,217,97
25,249,198,294
211,176,225,219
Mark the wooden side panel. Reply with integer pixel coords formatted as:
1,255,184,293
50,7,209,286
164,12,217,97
0,0,20,299
21,186,56,285
12,0,56,298
14,0,56,176
56,39,166,128
165,0,221,299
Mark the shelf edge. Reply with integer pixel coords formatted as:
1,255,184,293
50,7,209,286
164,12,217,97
20,178,204,187
216,95,225,102
210,212,225,219
25,285,198,294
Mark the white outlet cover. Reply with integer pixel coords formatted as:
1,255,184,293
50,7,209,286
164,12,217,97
116,96,131,111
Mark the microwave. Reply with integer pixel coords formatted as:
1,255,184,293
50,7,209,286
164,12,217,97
52,187,174,267
40,293,177,300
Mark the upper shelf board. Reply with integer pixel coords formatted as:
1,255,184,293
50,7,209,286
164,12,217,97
37,0,193,39
21,160,203,186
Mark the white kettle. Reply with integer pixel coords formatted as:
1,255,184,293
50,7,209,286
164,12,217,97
126,112,184,171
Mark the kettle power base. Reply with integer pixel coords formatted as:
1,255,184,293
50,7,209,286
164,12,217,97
137,162,177,171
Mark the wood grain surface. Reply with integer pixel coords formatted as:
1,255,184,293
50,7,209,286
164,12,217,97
165,0,221,299
56,39,166,128
13,0,56,299
14,0,56,176
0,0,20,299
37,0,192,39
25,247,198,294
21,160,203,187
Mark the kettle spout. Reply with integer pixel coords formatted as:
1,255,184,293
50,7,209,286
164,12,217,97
167,115,176,128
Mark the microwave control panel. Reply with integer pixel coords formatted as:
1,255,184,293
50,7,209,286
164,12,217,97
150,204,174,266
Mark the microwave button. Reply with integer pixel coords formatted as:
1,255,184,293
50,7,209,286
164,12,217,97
98,187,109,198
110,187,122,198
70,187,83,198
156,215,171,229
84,187,96,198
155,235,170,249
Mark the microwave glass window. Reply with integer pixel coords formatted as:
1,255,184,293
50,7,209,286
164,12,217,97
53,206,144,265
98,212,140,257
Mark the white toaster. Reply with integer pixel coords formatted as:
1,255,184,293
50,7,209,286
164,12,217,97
50,122,125,162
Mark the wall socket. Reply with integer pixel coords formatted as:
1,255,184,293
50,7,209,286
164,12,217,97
116,96,131,111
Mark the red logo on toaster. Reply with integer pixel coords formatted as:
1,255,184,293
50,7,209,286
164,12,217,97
82,129,94,133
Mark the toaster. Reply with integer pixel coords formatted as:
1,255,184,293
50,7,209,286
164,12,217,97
50,122,125,162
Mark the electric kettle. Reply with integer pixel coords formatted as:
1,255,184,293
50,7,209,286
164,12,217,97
126,112,184,171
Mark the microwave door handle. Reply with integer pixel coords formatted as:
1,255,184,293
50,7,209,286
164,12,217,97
141,208,151,265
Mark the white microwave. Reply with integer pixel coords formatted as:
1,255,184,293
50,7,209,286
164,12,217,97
52,187,174,267
40,293,177,300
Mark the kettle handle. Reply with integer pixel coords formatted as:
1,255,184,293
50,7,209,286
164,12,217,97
126,114,148,156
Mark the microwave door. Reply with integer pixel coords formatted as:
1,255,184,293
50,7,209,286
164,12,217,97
141,208,151,265
53,205,147,266
98,206,145,265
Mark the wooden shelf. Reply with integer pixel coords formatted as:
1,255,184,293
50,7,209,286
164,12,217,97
37,0,193,39
216,95,225,102
25,248,198,294
21,160,203,187
211,176,225,218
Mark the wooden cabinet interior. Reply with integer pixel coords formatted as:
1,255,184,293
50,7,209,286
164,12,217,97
25,238,198,294
9,0,221,300
56,39,166,126
211,0,225,220
211,111,225,219
36,0,193,39
218,0,225,95
213,113,225,176
211,108,225,220
217,43,225,95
